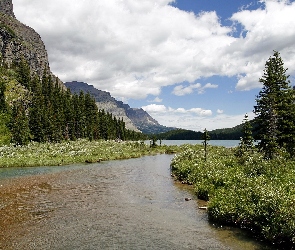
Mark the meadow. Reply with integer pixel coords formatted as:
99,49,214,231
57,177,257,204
0,139,179,168
170,144,295,247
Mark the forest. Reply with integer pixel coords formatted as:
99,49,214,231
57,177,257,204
0,59,146,146
154,121,257,141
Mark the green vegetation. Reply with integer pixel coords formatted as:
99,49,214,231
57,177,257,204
171,145,295,247
171,51,295,247
154,123,256,140
254,51,295,159
0,139,180,168
202,128,210,161
0,59,146,146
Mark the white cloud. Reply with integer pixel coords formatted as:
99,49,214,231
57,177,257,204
142,104,254,131
13,0,295,98
11,0,295,132
172,83,201,96
142,104,212,116
142,104,167,113
172,83,218,96
13,0,233,98
148,97,163,103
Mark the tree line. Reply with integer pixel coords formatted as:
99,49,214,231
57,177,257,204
0,59,145,145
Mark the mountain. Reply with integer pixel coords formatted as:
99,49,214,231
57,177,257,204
0,0,63,86
64,81,175,134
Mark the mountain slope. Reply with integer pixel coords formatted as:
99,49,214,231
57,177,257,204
64,81,175,134
0,0,63,85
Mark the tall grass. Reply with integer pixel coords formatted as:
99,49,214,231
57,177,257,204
170,144,295,247
0,139,180,168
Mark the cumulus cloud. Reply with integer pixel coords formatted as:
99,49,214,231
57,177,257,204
142,104,212,116
148,97,163,103
13,0,295,98
142,104,254,131
172,83,218,96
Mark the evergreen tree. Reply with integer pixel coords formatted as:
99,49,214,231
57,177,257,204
236,114,255,158
0,78,7,112
98,109,108,140
84,92,99,141
202,128,210,161
29,76,46,142
0,79,11,144
63,89,75,140
254,51,295,159
240,113,254,150
10,101,30,145
15,58,31,89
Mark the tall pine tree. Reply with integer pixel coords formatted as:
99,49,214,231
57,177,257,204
254,51,295,159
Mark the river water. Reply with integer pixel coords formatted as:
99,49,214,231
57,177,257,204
0,154,273,250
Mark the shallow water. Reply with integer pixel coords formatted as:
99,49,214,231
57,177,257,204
0,155,273,249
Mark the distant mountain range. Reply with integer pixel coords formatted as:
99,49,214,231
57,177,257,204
64,81,175,134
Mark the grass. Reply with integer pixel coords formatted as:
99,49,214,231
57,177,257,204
0,139,181,168
170,144,295,248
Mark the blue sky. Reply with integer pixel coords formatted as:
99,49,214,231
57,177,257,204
14,0,295,131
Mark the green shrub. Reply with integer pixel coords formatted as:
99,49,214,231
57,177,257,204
171,145,295,247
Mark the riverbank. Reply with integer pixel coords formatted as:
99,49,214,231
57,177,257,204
0,139,180,168
171,144,295,248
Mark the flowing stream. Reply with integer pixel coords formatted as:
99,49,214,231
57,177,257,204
0,154,274,249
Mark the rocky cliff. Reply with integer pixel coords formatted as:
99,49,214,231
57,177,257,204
0,0,14,18
0,0,61,84
64,81,140,132
65,81,174,134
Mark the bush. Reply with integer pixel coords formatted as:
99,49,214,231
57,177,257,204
170,144,295,247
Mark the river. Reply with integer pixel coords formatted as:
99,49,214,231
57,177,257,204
0,154,273,249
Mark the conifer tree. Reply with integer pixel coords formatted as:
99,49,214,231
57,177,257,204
29,76,46,142
15,58,31,89
240,113,254,150
10,101,30,145
202,128,210,161
236,114,255,158
0,78,7,112
254,51,295,159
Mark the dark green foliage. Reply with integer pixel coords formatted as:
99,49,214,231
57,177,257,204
10,101,30,145
202,128,210,161
254,51,295,159
15,58,31,89
236,114,255,158
0,78,7,112
29,76,46,142
171,145,295,247
156,129,202,140
0,60,145,145
155,125,255,141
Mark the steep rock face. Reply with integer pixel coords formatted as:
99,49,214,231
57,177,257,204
0,0,61,85
0,0,14,18
64,81,140,132
125,107,174,134
65,81,175,134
